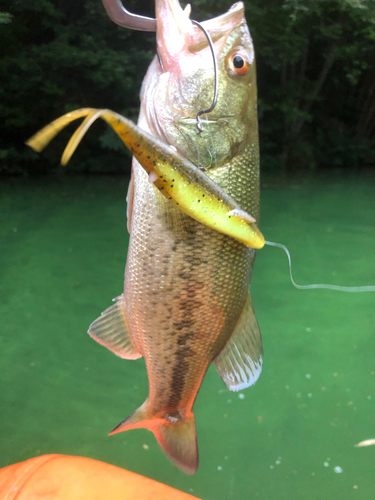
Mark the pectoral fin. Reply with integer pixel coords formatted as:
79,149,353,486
88,294,142,360
214,293,263,391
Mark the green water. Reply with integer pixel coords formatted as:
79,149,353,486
1,174,374,499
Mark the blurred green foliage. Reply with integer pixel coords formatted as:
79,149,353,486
0,0,154,174
1,0,375,175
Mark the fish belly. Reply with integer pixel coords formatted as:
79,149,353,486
123,154,257,417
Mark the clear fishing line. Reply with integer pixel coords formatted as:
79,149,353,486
265,240,375,292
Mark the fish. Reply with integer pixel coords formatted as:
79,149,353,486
96,0,263,474
27,0,263,474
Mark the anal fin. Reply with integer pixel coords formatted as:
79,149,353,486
214,293,263,391
88,294,142,360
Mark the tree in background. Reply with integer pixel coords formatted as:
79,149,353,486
255,0,375,171
0,0,154,174
1,0,375,174
196,0,375,172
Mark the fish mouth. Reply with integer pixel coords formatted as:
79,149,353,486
156,0,246,70
180,115,237,125
199,3,245,39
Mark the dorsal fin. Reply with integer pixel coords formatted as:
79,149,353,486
214,293,262,391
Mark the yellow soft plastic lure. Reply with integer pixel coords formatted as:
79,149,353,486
27,108,265,249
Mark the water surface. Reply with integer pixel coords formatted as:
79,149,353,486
0,174,374,499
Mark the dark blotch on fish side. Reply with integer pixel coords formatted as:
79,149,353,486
176,334,191,347
168,351,188,408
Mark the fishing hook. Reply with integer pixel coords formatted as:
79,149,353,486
156,48,164,71
101,1,219,132
191,20,218,133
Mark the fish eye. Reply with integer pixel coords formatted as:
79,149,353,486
227,52,250,76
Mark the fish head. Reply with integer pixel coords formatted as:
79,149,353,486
140,1,257,170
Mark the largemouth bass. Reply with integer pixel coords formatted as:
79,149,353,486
98,0,263,474
28,0,263,474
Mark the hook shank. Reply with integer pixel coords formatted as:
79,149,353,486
101,2,219,131
191,20,219,133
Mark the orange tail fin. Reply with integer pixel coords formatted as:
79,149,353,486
109,403,199,474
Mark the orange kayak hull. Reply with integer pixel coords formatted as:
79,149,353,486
0,455,200,500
